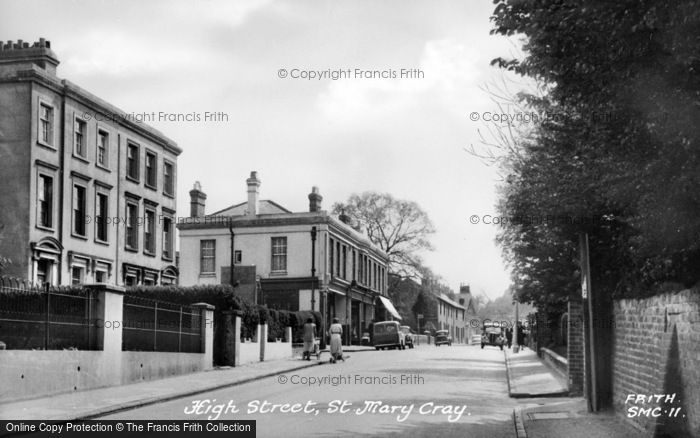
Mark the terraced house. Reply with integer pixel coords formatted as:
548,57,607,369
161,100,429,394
178,172,400,343
0,39,181,286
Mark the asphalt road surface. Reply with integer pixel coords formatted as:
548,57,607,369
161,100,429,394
101,345,524,437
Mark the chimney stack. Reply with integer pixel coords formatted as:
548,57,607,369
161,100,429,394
0,38,59,75
308,186,323,212
189,181,206,217
246,171,261,216
339,208,352,225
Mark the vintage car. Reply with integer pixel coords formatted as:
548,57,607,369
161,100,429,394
434,329,452,346
399,325,414,348
373,321,406,350
481,323,505,350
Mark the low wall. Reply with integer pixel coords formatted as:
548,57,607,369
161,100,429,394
612,288,700,437
0,350,209,404
540,347,567,380
239,340,260,365
120,352,209,385
265,341,292,361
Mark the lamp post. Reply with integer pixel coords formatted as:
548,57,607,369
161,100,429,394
346,280,357,345
228,218,235,290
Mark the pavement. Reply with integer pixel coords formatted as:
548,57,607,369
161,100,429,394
504,346,641,438
504,346,568,398
0,346,374,422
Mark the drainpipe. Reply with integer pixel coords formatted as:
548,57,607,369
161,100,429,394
229,219,235,290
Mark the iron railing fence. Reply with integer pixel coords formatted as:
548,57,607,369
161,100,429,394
0,277,94,350
121,294,202,353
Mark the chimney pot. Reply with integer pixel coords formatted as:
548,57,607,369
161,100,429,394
189,181,207,217
308,186,323,212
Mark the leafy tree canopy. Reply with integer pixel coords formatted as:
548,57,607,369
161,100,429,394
332,192,435,278
490,0,700,304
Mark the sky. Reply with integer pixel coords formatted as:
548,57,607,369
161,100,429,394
1,0,530,301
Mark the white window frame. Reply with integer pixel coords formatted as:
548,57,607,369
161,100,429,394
271,236,287,273
73,116,88,160
38,101,55,148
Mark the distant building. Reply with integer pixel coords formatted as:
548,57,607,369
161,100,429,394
456,284,479,342
418,283,478,344
177,172,398,343
0,39,181,286
436,294,467,343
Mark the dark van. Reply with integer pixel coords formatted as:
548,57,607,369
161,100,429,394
373,321,406,350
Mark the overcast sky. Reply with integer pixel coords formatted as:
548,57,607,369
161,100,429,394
2,0,530,300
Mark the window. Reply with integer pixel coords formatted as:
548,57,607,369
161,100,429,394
97,130,109,168
358,254,363,284
329,238,334,276
342,246,347,279
72,184,87,237
127,143,139,181
234,250,242,264
144,209,156,254
353,250,357,281
126,202,138,249
162,216,173,260
95,192,109,242
39,104,53,146
335,241,341,276
95,271,106,283
200,240,216,274
125,274,137,287
143,274,156,286
163,161,174,196
74,119,87,159
37,259,52,285
145,151,157,188
38,174,53,228
271,237,287,272
71,266,83,286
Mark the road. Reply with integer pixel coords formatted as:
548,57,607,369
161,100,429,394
101,345,523,437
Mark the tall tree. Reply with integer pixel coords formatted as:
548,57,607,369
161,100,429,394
332,192,435,278
490,0,700,305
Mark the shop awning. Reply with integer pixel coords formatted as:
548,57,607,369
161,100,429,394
378,296,402,320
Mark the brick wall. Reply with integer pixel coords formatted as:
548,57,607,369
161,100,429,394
612,288,699,437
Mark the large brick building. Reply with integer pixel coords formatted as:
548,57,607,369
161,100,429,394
177,171,398,343
0,39,181,286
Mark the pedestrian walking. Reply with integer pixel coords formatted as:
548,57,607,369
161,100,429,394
302,318,316,360
329,317,344,363
505,327,513,348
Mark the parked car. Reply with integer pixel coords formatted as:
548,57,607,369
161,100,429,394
434,329,452,346
481,323,505,350
373,321,406,350
400,325,414,348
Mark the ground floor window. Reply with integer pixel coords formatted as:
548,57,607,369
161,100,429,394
71,266,83,285
36,258,53,285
